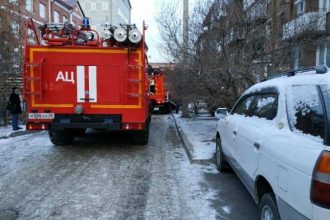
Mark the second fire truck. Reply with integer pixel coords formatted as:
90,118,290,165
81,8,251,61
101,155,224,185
148,67,173,113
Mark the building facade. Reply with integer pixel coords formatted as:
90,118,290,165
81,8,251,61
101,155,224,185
79,0,131,33
202,0,330,77
0,0,85,113
282,0,330,68
24,0,85,28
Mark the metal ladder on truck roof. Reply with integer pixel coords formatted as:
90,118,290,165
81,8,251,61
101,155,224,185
127,64,144,98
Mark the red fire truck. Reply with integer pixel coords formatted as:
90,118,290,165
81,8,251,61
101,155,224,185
148,68,172,113
23,18,150,145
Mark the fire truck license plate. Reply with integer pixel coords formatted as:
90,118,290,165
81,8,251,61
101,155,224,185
154,107,159,111
28,113,55,119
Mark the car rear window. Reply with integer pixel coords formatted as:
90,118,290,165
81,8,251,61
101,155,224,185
286,85,326,141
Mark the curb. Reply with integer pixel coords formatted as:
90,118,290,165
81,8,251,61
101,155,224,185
171,114,214,165
0,130,41,140
171,114,194,162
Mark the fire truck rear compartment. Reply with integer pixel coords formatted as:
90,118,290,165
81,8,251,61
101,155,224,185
23,19,150,145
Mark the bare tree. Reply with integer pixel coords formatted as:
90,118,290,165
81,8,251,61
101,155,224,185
157,0,328,115
0,0,24,125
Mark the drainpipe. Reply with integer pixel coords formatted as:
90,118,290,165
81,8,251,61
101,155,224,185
48,0,52,22
69,9,73,24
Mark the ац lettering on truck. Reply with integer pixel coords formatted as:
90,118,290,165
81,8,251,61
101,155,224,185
23,18,151,145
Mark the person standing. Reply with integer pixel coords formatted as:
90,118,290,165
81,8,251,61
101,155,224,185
8,87,22,130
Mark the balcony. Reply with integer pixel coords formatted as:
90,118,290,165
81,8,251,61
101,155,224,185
225,29,245,45
282,11,328,40
246,0,270,24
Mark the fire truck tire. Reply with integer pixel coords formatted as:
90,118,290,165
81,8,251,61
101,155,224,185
130,126,149,145
165,103,171,114
49,130,74,146
71,129,86,137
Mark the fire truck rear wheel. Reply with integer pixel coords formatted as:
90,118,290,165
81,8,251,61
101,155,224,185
49,130,74,146
71,129,86,137
131,127,149,145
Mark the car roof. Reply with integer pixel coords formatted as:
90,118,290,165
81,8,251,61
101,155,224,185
244,69,330,96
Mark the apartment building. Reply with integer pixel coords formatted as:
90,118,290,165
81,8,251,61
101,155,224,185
201,0,330,75
79,0,131,33
0,0,85,95
282,0,330,68
24,0,85,28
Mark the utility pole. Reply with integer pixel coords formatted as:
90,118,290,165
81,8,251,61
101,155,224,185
183,0,189,55
181,0,190,117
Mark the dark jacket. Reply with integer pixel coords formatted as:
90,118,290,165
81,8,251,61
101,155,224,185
8,93,22,114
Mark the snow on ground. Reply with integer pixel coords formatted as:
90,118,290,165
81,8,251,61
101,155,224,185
0,125,26,139
174,113,218,161
176,159,218,219
0,132,52,177
0,115,219,219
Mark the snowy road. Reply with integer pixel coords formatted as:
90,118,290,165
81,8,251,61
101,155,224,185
0,115,258,220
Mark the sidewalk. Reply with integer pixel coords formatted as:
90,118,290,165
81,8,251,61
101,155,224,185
172,113,218,163
0,125,31,139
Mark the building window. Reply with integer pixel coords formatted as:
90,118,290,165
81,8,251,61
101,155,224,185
320,0,330,12
26,0,32,11
102,2,109,10
39,3,46,19
91,2,96,10
85,2,90,9
317,44,330,67
96,2,102,10
54,11,60,23
295,0,305,15
63,16,68,23
294,45,302,69
11,21,19,37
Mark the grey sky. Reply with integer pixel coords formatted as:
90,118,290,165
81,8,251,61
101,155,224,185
131,0,168,63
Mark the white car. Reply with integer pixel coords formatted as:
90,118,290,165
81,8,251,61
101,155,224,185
215,66,330,220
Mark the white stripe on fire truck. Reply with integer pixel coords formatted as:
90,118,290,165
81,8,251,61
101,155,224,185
89,66,97,103
77,66,85,103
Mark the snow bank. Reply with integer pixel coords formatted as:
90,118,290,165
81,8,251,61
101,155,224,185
174,113,218,161
0,125,26,139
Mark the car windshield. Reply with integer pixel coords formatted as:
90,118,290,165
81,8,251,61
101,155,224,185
217,109,227,114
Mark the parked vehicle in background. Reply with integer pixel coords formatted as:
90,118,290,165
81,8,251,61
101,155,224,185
215,66,330,220
149,68,174,113
214,108,228,119
23,18,151,145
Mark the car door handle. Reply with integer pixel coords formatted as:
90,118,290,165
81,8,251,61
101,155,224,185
254,142,260,149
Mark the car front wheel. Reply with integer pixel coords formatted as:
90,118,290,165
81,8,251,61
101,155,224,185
259,193,280,220
215,136,227,171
